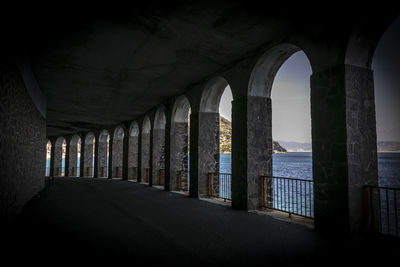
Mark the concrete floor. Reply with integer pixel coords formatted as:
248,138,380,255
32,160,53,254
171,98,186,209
4,177,399,265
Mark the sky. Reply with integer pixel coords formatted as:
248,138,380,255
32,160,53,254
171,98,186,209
219,16,400,143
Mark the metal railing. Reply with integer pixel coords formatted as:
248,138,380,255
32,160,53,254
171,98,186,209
260,176,314,219
70,167,80,177
177,170,189,192
208,172,231,201
364,185,400,238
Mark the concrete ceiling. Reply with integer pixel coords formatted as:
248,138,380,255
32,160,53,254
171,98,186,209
13,2,363,137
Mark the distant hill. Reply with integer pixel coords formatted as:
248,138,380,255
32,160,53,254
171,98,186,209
277,141,312,152
219,115,286,154
276,140,400,152
377,141,400,152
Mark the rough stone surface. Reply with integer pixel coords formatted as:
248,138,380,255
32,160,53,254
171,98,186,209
311,66,349,235
141,133,150,183
152,129,165,186
345,65,378,234
128,136,139,180
84,141,94,177
68,143,79,177
192,112,219,197
112,139,123,178
54,141,64,176
0,61,46,222
98,140,108,178
170,122,189,191
232,96,272,210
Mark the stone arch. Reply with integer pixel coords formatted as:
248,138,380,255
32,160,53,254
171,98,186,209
112,126,125,178
45,139,52,176
54,137,66,176
98,130,110,177
128,122,139,180
69,134,81,177
197,77,233,198
84,132,95,177
170,96,191,192
200,77,229,113
141,116,151,183
248,43,310,98
153,106,166,186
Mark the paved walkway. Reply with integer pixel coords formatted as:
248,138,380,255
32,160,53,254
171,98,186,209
4,177,399,265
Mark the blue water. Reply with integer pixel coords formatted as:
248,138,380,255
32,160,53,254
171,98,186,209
220,152,400,186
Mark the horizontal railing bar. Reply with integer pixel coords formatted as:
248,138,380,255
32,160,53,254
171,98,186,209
364,185,400,191
260,176,313,182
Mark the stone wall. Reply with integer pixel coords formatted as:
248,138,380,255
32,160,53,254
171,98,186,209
69,144,79,176
0,61,46,222
152,129,165,185
112,139,123,178
170,122,189,191
141,133,150,183
98,141,108,177
128,136,139,180
54,144,63,176
84,142,94,177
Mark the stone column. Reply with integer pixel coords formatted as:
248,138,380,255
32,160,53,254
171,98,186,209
54,142,63,176
137,130,142,182
80,138,85,177
49,138,56,177
231,96,272,210
108,134,113,179
170,122,189,191
128,135,139,180
164,111,172,191
84,139,94,177
64,137,70,177
141,132,150,183
69,140,78,177
93,132,99,178
152,129,165,186
190,112,219,198
311,64,378,236
122,132,129,180
112,137,123,178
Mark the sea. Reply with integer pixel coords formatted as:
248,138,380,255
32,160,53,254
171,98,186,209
220,152,400,187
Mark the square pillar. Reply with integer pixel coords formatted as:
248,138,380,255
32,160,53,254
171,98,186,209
311,64,378,236
122,133,129,180
190,112,220,198
231,96,272,210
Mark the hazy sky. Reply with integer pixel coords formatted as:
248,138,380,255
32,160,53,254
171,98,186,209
218,16,400,143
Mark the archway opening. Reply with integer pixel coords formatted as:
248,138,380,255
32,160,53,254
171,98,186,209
141,117,151,184
270,50,313,218
112,126,124,179
218,86,233,200
372,16,400,188
55,137,66,176
128,122,139,181
46,140,51,176
371,16,400,236
153,107,166,188
98,130,110,178
171,96,191,193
